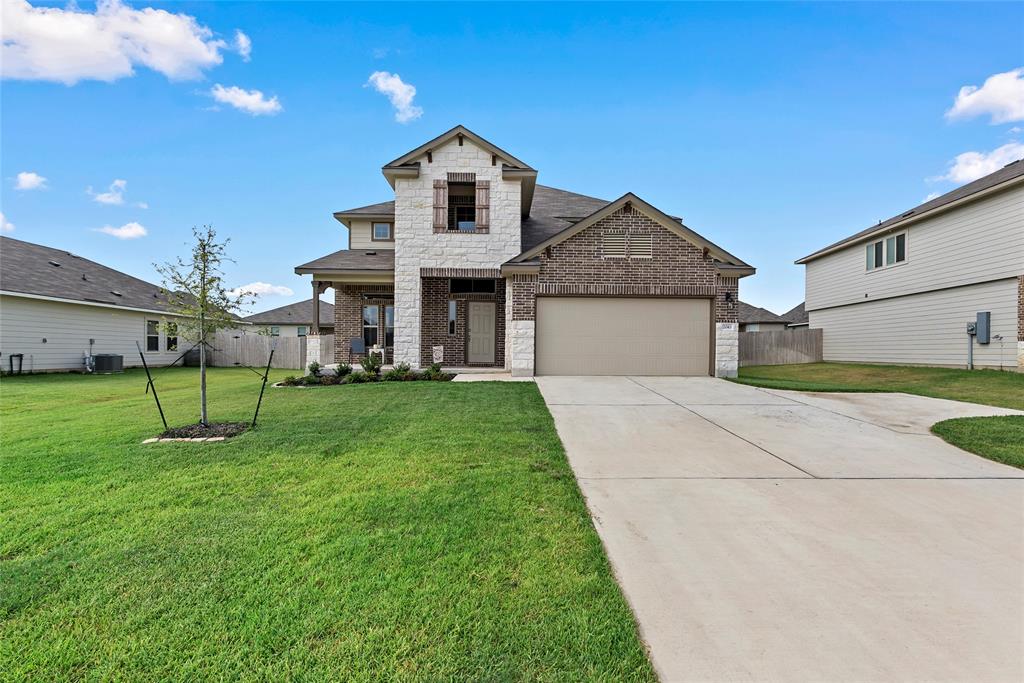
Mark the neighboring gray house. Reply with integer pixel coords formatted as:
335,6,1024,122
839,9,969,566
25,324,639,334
738,301,788,332
780,302,808,328
796,160,1023,371
0,236,186,372
244,300,334,338
295,125,755,376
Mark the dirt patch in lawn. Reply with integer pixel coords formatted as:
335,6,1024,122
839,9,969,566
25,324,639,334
159,422,249,439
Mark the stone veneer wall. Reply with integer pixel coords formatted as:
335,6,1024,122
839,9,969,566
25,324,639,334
419,277,505,366
507,204,742,377
333,284,395,364
393,138,522,368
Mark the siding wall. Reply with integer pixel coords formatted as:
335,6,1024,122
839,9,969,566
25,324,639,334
0,295,185,372
805,184,1023,311
809,278,1019,369
348,220,395,250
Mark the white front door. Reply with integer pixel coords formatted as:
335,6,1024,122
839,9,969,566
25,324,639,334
468,301,496,364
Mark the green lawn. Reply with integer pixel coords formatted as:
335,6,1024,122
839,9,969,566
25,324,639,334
0,368,654,681
733,362,1024,468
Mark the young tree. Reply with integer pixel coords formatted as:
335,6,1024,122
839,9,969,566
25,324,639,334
156,226,254,425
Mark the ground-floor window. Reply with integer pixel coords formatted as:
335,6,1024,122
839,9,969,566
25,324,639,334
297,326,307,337
146,320,160,352
384,305,394,347
270,326,281,337
166,322,178,351
363,305,379,347
448,300,457,335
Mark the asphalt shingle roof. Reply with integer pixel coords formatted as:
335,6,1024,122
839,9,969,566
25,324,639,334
798,158,1024,262
0,236,176,312
738,301,787,325
781,302,808,325
294,248,395,273
244,299,334,326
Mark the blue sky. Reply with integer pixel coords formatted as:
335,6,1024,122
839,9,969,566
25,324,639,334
3,1,1022,314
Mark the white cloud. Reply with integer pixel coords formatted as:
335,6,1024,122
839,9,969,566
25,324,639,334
15,171,47,190
95,221,147,239
366,71,423,123
935,141,1024,184
946,68,1024,124
89,178,128,205
234,30,251,62
1,0,230,85
0,212,14,233
136,201,149,209
229,282,294,297
210,83,282,116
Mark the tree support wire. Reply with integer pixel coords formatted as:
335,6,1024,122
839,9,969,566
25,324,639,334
136,340,168,431
252,345,275,428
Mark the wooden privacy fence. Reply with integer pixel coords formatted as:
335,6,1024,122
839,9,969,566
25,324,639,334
739,328,822,367
205,332,335,370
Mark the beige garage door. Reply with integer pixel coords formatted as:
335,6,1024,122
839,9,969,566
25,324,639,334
536,297,711,376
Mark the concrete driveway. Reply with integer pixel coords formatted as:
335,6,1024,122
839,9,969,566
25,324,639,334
537,376,1024,682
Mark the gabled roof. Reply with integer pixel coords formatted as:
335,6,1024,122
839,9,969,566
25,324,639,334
294,248,395,275
244,299,334,326
781,301,808,325
383,124,534,171
333,200,396,226
521,185,611,251
509,192,754,275
797,158,1024,264
739,301,786,325
0,235,176,313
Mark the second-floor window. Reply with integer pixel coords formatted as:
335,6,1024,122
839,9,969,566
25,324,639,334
448,182,476,232
866,232,906,271
372,222,393,241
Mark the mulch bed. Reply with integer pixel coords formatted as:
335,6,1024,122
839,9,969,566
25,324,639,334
159,422,249,439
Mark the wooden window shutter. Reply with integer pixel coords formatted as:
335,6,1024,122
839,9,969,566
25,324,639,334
475,180,490,230
433,179,448,232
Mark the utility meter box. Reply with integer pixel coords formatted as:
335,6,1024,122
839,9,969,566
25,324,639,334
975,311,991,344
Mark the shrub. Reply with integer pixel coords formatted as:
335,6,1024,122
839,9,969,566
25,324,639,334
281,375,299,386
360,353,383,377
347,370,373,384
305,374,321,385
429,362,442,374
336,363,352,377
382,362,416,382
307,360,321,377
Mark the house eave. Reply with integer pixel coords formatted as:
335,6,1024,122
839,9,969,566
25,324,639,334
795,173,1024,264
332,211,395,227
500,261,541,276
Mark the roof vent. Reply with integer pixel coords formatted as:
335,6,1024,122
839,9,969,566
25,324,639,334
365,251,377,256
48,260,61,267
110,290,122,297
82,274,88,281
901,210,914,218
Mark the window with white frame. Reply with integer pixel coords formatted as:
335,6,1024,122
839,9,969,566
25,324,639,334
372,222,393,241
146,320,160,352
866,232,906,271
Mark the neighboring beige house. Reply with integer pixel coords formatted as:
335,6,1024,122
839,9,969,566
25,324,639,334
738,301,788,332
780,302,808,328
243,300,334,338
0,236,188,372
797,160,1023,371
295,125,755,377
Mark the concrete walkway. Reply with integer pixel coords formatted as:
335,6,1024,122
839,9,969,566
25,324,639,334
537,376,1023,682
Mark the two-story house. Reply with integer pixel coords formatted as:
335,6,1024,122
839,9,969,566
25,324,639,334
796,159,1023,371
295,126,754,377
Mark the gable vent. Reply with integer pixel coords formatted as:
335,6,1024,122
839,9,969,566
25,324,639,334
630,233,653,259
602,231,627,259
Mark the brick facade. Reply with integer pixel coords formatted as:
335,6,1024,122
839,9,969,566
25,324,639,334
420,277,505,366
505,205,741,376
333,284,394,364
